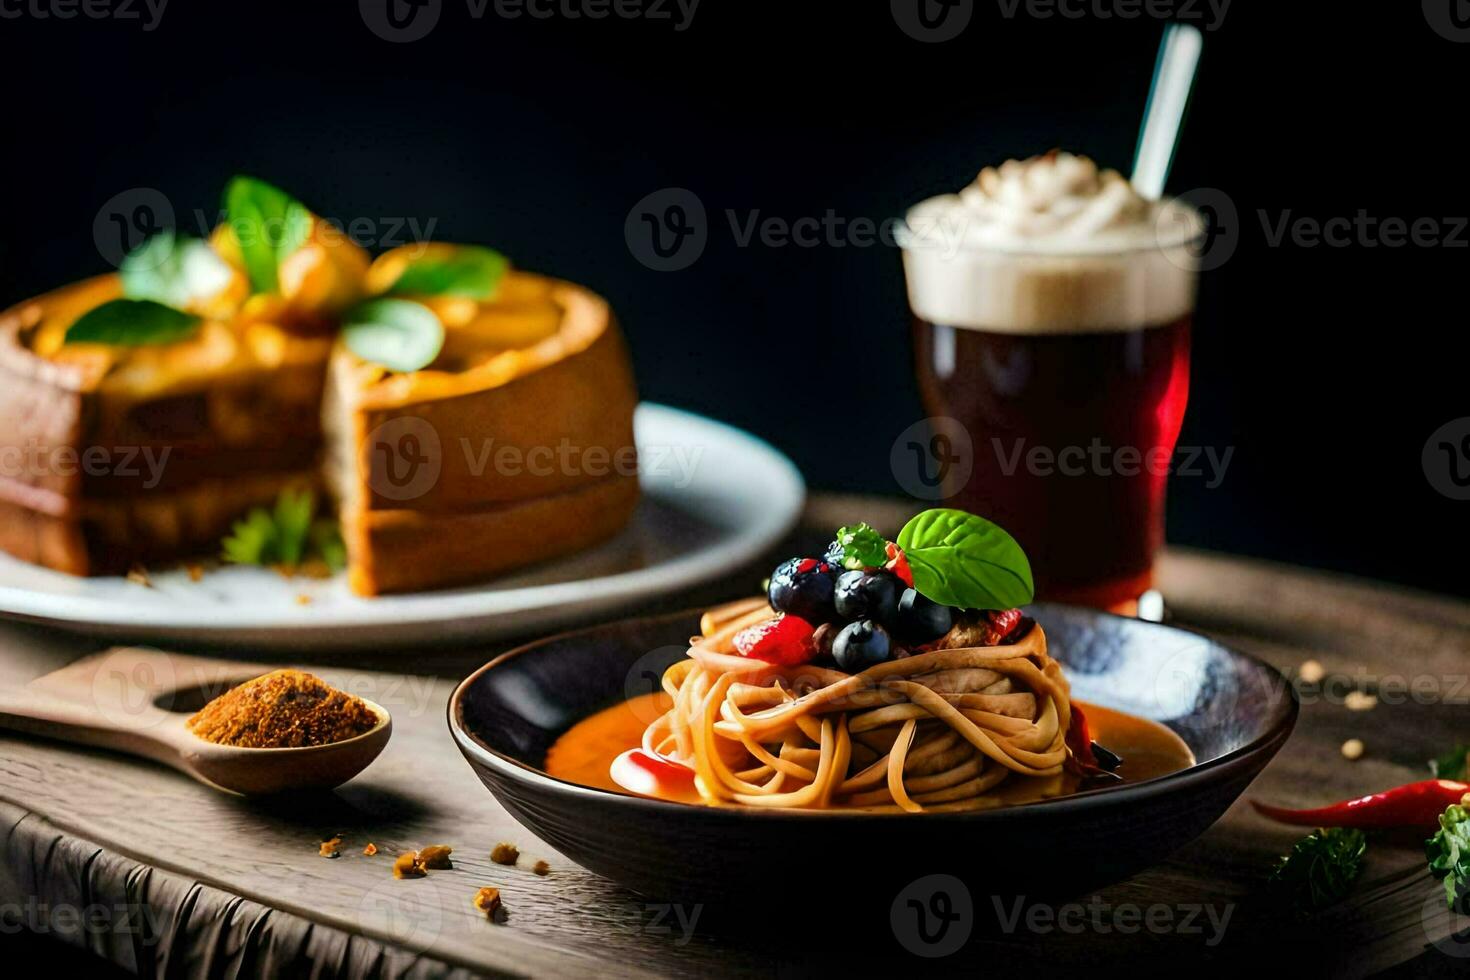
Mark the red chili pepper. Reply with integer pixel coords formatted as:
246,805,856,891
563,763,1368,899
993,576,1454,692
1064,704,1120,780
1251,779,1470,830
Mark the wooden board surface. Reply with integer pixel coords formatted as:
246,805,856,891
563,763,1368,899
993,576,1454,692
2,495,1470,977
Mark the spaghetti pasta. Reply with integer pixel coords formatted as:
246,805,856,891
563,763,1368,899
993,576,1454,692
639,597,1078,812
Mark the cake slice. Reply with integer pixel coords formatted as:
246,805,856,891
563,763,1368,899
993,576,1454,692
324,249,639,595
0,274,333,574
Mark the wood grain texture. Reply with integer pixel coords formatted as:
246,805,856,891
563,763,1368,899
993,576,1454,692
1,493,1469,977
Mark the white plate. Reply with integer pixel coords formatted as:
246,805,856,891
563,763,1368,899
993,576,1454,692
0,404,804,650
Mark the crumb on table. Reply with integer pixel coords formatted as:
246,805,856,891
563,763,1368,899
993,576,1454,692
532,859,550,876
393,853,426,879
490,842,519,865
473,887,504,921
319,836,341,859
418,844,453,869
1341,738,1365,760
1297,659,1325,684
363,843,378,856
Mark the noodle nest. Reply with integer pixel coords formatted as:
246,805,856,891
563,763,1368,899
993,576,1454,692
642,598,1075,812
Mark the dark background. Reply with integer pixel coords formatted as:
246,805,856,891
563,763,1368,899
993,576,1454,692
1,1,1465,597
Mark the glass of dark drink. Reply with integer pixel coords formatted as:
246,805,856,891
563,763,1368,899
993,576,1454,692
900,152,1203,611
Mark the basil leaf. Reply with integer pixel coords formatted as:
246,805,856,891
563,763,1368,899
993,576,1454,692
387,245,509,299
120,231,234,309
896,508,1034,609
64,299,201,346
222,175,313,294
342,298,445,372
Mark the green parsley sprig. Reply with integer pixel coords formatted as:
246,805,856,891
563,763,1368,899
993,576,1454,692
1427,803,1470,913
1267,827,1367,920
221,489,344,572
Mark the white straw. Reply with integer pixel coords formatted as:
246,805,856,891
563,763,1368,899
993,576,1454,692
1131,23,1203,201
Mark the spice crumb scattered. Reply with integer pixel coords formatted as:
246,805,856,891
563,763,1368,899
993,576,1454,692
1341,738,1365,761
126,564,152,587
319,836,342,859
363,843,378,856
418,844,453,869
295,593,313,606
299,558,333,579
393,853,426,879
1344,691,1377,712
490,842,520,865
187,669,378,748
1297,660,1325,684
186,563,205,583
473,886,504,921
532,860,550,876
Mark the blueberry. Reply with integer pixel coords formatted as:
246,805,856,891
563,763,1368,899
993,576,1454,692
832,619,892,671
767,557,836,622
833,570,902,626
892,589,953,646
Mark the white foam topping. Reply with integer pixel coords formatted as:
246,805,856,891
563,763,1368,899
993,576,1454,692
901,152,1202,333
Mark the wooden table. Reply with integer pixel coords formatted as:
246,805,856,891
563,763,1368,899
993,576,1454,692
2,494,1469,978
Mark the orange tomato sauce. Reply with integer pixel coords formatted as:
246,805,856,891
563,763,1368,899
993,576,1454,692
544,691,1194,808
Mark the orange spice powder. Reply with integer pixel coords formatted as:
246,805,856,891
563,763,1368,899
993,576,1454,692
187,669,379,748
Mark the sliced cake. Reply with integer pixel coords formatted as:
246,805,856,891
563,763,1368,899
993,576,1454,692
324,246,639,595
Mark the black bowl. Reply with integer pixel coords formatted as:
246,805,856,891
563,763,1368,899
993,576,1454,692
449,604,1297,903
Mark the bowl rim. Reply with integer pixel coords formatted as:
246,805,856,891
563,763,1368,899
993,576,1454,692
447,605,1299,822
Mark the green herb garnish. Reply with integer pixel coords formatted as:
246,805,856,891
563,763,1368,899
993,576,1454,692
1268,827,1367,920
1433,746,1470,781
386,245,508,299
222,175,313,294
64,298,201,347
896,508,1034,610
310,518,347,572
1427,804,1470,913
222,488,333,569
832,522,888,570
120,231,234,310
341,298,445,372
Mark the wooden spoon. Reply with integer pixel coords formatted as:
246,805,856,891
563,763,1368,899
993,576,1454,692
0,645,391,795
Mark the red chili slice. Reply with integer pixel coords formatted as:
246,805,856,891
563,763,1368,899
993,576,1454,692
733,614,817,665
884,542,914,587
